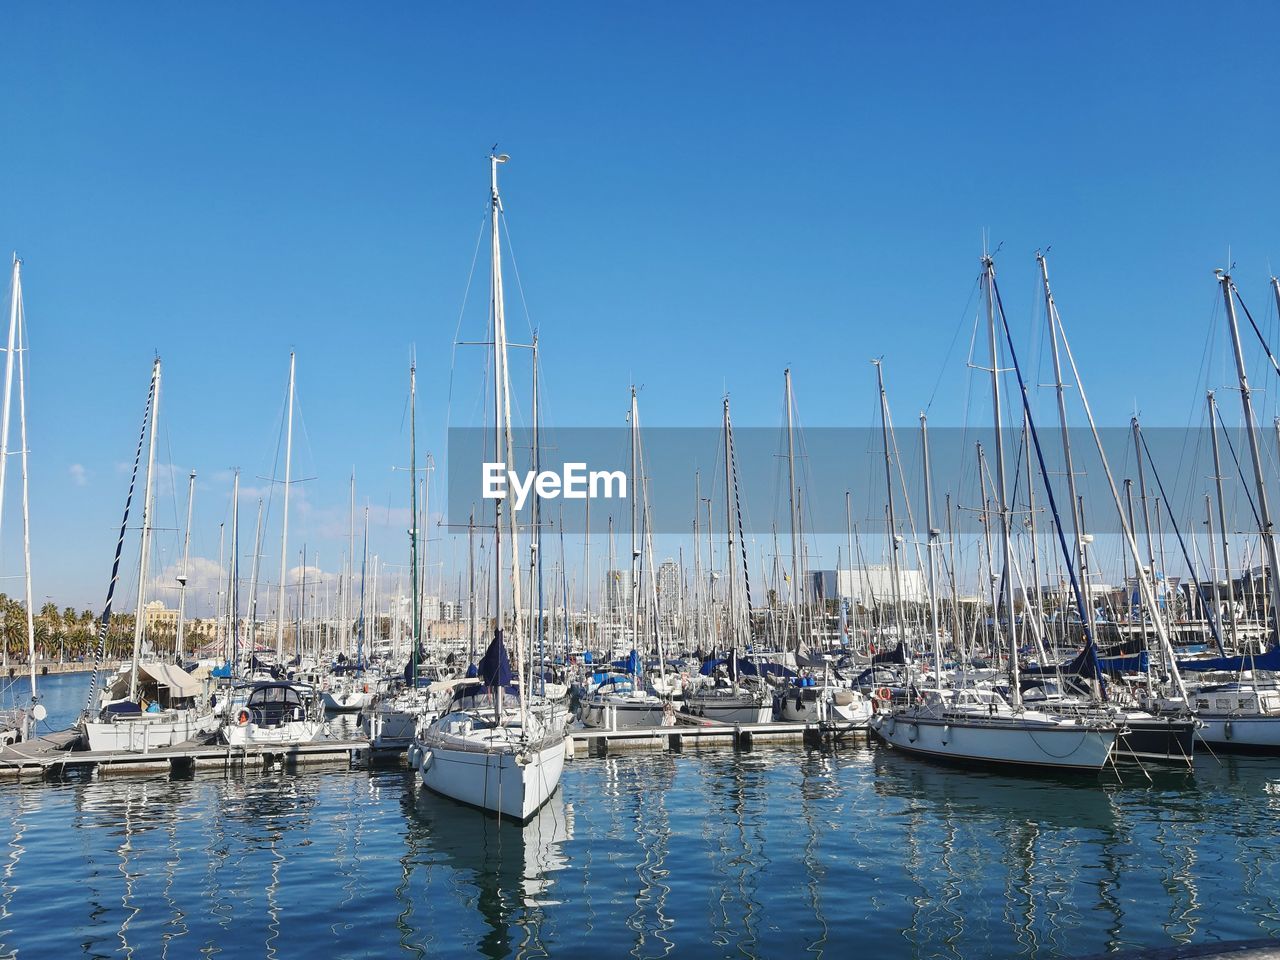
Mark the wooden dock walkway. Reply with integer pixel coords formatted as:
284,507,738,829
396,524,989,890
0,713,869,781
0,731,368,781
566,713,870,757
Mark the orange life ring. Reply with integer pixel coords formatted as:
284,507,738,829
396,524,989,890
235,708,252,727
363,684,369,694
875,687,893,702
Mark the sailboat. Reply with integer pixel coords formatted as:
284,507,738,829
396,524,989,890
870,254,1120,772
1170,271,1280,752
0,257,44,744
413,152,565,821
83,359,216,752
683,396,773,725
774,369,872,727
220,353,323,747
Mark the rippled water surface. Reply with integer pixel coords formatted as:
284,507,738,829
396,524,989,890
2,674,1280,958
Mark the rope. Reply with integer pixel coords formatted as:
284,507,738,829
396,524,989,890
82,369,155,718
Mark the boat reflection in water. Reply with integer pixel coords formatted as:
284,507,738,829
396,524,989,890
406,784,572,958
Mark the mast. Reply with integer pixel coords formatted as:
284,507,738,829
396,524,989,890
873,360,904,644
247,498,264,650
229,468,240,677
982,256,1020,707
1206,391,1240,649
175,471,196,663
629,386,640,654
723,395,738,689
275,352,295,659
1219,269,1280,639
15,289,37,724
1039,253,1095,646
128,359,161,704
920,412,943,686
409,362,420,682
489,150,526,721
0,259,21,566
784,368,802,656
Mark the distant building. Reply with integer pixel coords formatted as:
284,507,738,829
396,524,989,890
810,567,927,605
603,570,632,615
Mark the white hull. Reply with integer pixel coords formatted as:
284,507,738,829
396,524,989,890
417,730,565,821
685,693,772,725
320,689,372,712
84,711,216,753
778,689,873,726
365,707,421,750
1196,714,1280,751
221,719,322,746
579,696,666,729
870,711,1117,771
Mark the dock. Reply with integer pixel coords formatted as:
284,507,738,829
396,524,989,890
566,713,870,757
0,730,369,781
0,714,869,781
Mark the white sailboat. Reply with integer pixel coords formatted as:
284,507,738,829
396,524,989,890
84,358,216,752
413,152,564,821
870,255,1119,772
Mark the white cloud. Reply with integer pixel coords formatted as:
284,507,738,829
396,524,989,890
69,463,88,487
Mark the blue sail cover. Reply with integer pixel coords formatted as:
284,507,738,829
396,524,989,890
1178,646,1280,673
698,656,796,679
1023,644,1107,681
478,630,514,687
871,643,907,666
610,650,643,675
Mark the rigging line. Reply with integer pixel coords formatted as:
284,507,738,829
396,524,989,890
444,211,491,440
499,212,537,338
1136,426,1226,655
1214,404,1262,531
925,276,981,414
990,272,1101,661
1233,286,1280,382
83,367,155,717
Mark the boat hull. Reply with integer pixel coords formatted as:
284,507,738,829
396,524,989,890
84,711,216,753
418,735,565,822
221,719,322,746
870,712,1117,771
1115,716,1197,764
1196,714,1280,753
684,695,772,725
579,698,666,729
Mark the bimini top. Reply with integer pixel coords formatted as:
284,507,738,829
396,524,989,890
105,662,203,700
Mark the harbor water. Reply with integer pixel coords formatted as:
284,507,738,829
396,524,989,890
2,675,1279,958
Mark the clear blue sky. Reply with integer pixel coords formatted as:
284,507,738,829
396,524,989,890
3,2,1278,612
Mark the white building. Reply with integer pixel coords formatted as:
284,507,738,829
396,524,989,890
810,567,928,605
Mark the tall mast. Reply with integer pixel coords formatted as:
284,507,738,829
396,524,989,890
784,368,802,657
1039,253,1095,644
15,289,37,724
347,469,356,655
1219,269,1280,638
1206,391,1240,649
0,259,22,559
229,468,240,676
489,150,525,719
128,359,161,704
723,395,738,687
409,362,420,682
247,498,264,650
275,352,295,659
920,412,943,686
175,471,196,663
630,386,640,653
873,360,904,642
982,256,1020,707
